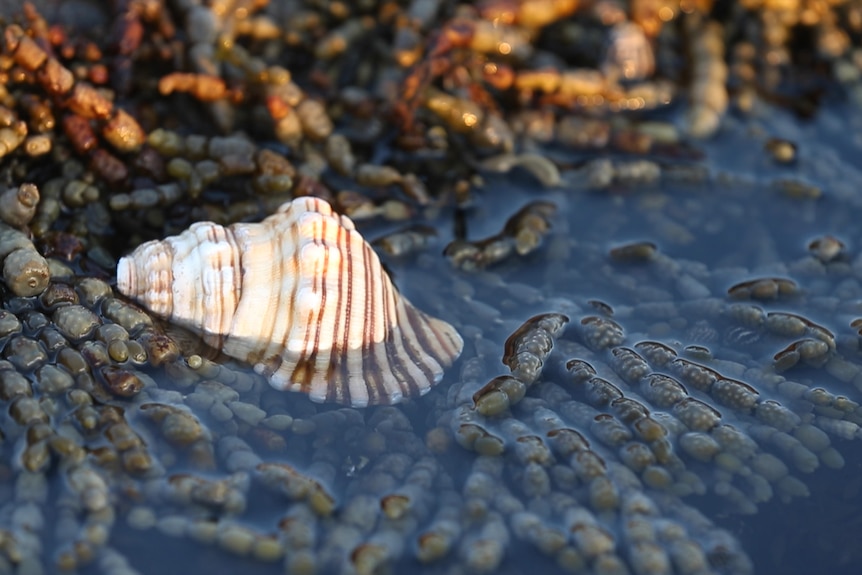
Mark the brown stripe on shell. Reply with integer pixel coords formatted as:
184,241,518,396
208,224,239,351
330,215,348,402
262,208,303,376
385,280,425,401
322,218,347,404
397,293,441,387
255,213,283,368
344,219,362,403
334,214,355,404
381,282,415,402
384,245,426,391
375,242,415,403
361,238,384,405
308,217,328,402
204,224,225,351
412,306,456,368
353,223,372,404
300,219,325,398
310,202,338,403
292,223,314,391
116,197,464,406
374,240,400,404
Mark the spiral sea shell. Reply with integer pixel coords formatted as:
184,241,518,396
116,197,463,406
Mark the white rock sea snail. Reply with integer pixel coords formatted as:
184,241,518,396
116,196,463,406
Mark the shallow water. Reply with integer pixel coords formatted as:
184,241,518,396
67,96,862,575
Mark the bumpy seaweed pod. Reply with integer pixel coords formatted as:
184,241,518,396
116,196,463,406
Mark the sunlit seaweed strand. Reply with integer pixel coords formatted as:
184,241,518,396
443,314,753,574
566,311,845,513
471,313,569,417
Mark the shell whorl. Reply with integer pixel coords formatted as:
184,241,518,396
117,197,463,406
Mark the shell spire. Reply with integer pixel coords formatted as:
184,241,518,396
117,197,463,406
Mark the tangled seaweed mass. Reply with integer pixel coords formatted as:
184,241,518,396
2,0,862,574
